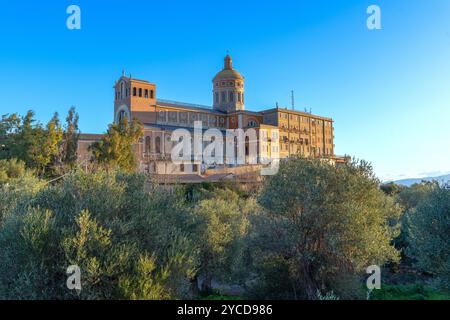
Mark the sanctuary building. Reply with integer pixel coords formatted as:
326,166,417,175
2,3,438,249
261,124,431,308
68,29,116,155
78,55,341,176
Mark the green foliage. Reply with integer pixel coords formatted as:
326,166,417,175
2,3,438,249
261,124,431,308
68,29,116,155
191,188,254,293
89,117,143,172
0,159,45,227
251,158,402,299
391,182,437,261
61,107,80,167
0,110,81,176
406,184,450,289
1,146,446,300
380,182,404,196
370,284,450,300
0,170,197,299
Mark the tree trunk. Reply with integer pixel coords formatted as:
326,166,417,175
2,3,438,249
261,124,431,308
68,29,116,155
190,275,199,298
201,274,213,295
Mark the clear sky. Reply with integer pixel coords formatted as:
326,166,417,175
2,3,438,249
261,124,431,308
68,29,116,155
0,0,449,181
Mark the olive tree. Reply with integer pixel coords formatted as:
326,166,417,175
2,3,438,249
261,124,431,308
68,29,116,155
251,158,402,299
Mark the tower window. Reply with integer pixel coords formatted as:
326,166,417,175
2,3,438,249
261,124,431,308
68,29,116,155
238,93,241,102
133,87,137,96
139,88,142,97
145,89,149,98
215,92,219,103
221,92,226,102
150,90,154,99
229,92,234,102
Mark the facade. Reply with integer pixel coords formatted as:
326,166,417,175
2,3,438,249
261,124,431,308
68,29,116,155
79,55,338,175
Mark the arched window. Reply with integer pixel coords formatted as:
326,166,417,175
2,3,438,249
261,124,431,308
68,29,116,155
229,92,234,102
221,92,226,102
133,87,137,96
150,90,154,99
118,110,127,123
155,136,161,154
238,92,241,102
145,89,149,98
138,88,142,97
120,82,124,99
247,120,257,127
215,92,219,103
145,136,151,154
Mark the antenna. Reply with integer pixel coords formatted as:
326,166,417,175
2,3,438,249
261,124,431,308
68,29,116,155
276,102,279,108
291,90,295,110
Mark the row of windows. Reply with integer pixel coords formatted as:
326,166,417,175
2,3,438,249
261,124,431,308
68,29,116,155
116,82,154,100
132,87,154,99
157,110,226,127
215,91,244,104
215,81,243,87
278,113,331,127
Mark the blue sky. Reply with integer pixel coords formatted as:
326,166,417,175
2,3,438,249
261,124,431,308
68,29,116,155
0,0,449,181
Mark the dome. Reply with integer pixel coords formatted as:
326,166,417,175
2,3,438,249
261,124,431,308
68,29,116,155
213,68,244,80
213,55,244,81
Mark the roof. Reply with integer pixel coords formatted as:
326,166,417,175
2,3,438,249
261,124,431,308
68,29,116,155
157,99,225,115
261,107,333,122
213,68,244,81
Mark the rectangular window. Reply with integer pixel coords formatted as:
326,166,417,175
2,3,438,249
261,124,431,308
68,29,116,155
150,90,154,99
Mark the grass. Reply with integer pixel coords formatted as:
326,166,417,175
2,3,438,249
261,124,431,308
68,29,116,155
370,284,450,300
199,294,242,300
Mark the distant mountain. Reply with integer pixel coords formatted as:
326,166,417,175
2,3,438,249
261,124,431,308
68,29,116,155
393,174,450,187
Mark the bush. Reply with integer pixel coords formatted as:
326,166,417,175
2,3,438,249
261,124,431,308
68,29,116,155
407,184,450,289
248,158,402,299
0,170,197,299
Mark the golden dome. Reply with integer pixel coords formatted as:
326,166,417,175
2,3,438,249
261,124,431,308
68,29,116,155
213,55,244,81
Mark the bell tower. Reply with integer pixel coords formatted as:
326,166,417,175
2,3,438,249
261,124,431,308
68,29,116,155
212,54,245,113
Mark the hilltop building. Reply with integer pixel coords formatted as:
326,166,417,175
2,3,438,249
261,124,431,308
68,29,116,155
78,55,342,177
